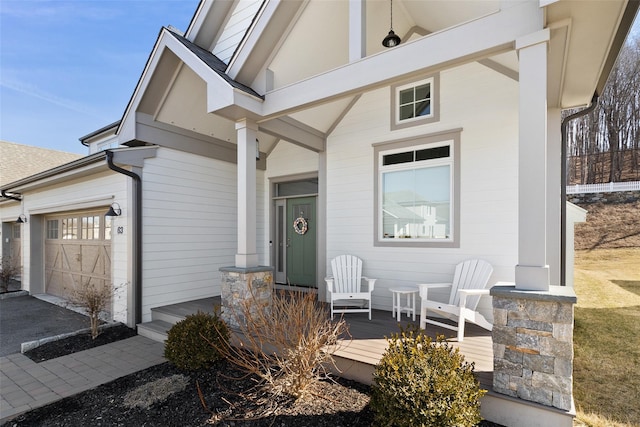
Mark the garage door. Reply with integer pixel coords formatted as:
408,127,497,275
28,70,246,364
10,224,21,280
45,210,111,300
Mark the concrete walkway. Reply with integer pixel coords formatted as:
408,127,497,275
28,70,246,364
0,335,165,424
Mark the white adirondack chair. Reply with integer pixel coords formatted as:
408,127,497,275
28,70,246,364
325,255,376,320
418,259,493,341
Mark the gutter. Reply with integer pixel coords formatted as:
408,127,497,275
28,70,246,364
1,190,21,202
79,120,121,147
560,92,598,286
0,152,106,192
106,150,143,326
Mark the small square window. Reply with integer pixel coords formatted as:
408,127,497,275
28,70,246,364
391,74,439,130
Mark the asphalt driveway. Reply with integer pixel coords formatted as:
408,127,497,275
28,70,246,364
0,295,90,356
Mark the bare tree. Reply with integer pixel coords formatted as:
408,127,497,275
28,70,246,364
566,33,640,184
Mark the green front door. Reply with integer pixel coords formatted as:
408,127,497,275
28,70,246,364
286,197,316,287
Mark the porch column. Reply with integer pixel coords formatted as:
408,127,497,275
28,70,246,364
515,29,550,291
349,0,366,61
235,118,259,268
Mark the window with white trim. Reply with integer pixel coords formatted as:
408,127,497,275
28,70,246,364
374,130,460,247
391,75,439,130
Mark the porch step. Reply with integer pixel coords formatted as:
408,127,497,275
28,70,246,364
136,320,172,343
137,297,220,344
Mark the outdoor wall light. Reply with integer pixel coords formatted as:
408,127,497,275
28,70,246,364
382,0,401,48
16,214,28,223
105,202,122,218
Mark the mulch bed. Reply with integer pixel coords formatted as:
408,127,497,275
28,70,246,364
23,324,137,363
9,328,502,427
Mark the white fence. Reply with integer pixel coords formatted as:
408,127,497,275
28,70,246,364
566,181,640,194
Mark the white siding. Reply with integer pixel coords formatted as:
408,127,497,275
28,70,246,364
266,142,319,179
142,148,249,322
213,0,263,65
326,62,520,320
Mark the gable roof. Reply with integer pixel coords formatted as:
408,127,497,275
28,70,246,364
168,29,262,99
0,141,83,187
117,26,265,144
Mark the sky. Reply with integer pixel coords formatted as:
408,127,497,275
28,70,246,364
0,2,638,156
0,0,199,155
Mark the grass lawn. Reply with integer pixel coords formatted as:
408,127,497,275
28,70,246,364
573,248,640,427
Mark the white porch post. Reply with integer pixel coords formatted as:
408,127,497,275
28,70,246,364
235,118,259,268
349,0,366,61
515,29,550,291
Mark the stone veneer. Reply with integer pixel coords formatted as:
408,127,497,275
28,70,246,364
490,285,577,411
219,266,274,329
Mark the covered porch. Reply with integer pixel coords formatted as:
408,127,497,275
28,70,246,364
138,295,573,427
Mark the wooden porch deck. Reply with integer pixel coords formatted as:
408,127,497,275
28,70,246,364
329,306,493,389
140,295,493,387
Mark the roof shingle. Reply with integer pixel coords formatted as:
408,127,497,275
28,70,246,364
0,141,83,187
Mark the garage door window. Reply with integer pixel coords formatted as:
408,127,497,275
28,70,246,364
81,215,100,240
46,220,59,239
105,221,112,240
62,218,78,240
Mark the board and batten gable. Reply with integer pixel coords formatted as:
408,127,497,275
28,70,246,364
140,147,266,322
325,61,519,321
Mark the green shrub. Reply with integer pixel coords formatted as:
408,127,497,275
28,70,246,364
164,310,229,371
370,327,486,427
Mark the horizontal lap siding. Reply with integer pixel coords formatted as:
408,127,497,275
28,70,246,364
213,0,263,64
141,148,244,322
327,62,519,319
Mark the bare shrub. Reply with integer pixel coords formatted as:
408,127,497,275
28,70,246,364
212,288,350,399
67,281,121,339
0,256,20,293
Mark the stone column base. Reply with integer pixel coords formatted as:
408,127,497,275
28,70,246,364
219,266,274,329
491,284,577,411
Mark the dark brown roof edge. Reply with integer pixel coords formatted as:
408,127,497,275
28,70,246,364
1,151,107,192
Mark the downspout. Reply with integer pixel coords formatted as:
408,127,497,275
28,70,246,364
560,92,598,285
1,190,22,202
106,150,143,326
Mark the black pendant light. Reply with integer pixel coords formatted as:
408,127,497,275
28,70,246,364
382,0,401,48
105,202,122,218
